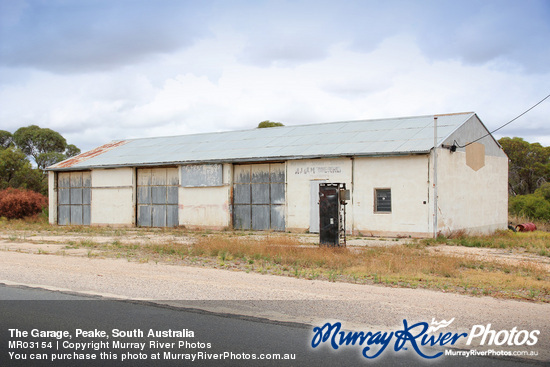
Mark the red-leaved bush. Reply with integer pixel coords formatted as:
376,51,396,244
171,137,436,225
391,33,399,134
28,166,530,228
0,188,48,219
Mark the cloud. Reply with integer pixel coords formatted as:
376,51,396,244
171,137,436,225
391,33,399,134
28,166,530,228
0,0,549,151
0,0,209,73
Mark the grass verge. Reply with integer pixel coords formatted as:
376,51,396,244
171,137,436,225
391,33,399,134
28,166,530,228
1,219,548,302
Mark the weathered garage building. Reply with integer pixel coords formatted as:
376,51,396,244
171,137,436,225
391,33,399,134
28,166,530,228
47,112,508,237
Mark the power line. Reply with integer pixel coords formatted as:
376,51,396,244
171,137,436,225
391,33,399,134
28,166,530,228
455,93,550,148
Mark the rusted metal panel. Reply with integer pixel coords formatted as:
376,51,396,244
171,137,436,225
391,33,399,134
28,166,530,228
181,164,222,187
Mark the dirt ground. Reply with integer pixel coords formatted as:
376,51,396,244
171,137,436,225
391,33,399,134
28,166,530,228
1,229,549,362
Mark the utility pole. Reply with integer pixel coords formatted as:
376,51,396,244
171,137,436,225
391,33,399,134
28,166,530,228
433,116,438,239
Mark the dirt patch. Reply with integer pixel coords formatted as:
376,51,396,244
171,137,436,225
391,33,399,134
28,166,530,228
428,245,550,271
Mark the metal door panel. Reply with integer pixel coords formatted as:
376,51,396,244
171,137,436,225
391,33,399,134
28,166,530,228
59,188,70,205
70,188,82,205
251,164,270,183
270,183,285,204
233,205,251,230
270,165,285,183
138,169,152,186
166,205,178,227
252,205,270,230
137,167,178,227
234,184,250,204
70,206,83,225
251,183,270,204
83,205,91,225
58,206,70,225
152,205,166,227
234,165,250,183
270,206,285,231
151,168,167,185
70,172,82,188
83,188,91,205
58,173,70,188
57,171,91,225
167,187,178,205
152,186,167,204
137,187,151,204
233,163,285,231
138,206,151,227
83,171,92,187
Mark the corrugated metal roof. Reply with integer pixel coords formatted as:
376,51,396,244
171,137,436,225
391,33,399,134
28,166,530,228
48,112,476,170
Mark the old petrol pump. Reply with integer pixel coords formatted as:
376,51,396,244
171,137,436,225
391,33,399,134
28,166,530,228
319,183,349,246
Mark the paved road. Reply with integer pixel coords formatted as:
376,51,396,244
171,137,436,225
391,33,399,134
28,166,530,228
1,285,542,367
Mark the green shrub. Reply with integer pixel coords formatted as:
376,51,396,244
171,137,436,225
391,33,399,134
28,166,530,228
509,193,550,221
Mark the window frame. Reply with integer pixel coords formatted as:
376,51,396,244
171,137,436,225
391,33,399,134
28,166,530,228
374,188,392,213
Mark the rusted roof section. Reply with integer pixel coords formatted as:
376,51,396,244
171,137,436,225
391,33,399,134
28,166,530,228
48,140,129,169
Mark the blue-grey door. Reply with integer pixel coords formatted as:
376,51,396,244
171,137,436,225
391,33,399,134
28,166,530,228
57,171,91,225
233,163,285,231
137,167,179,227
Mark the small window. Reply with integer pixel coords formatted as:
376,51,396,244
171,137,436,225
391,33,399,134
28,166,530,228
375,188,391,213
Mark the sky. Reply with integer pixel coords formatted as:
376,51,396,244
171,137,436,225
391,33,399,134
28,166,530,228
1,0,549,152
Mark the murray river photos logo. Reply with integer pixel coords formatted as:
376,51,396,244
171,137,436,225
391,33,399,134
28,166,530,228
311,318,540,359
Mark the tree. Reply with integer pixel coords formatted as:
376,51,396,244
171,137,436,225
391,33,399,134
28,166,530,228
13,125,67,170
258,120,284,128
0,147,46,193
0,130,13,149
499,137,549,195
65,144,81,158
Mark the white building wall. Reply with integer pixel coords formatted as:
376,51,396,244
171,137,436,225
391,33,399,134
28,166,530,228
286,158,352,232
353,155,431,237
91,168,135,226
436,149,508,234
179,164,232,229
48,171,57,224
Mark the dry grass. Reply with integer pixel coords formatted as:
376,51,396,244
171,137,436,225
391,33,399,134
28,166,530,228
131,233,550,302
1,218,549,302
